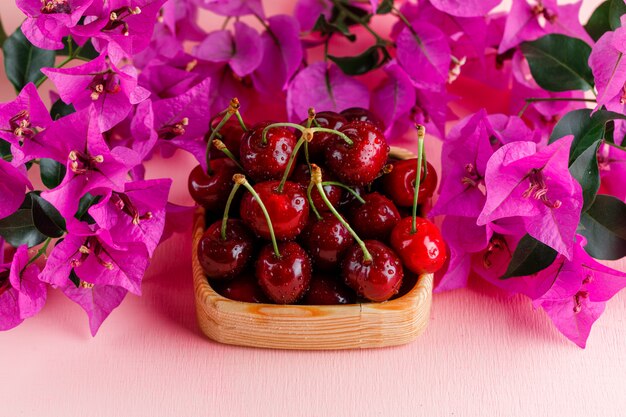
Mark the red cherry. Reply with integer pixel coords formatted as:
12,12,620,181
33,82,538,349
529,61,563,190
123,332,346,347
207,116,245,160
302,212,354,271
303,274,355,305
291,164,342,213
340,107,385,132
187,160,238,212
338,184,366,213
342,240,403,302
240,181,309,240
382,160,438,207
240,121,297,182
213,273,270,303
390,217,447,274
256,242,312,304
325,121,389,186
299,111,347,160
197,220,255,279
350,192,400,240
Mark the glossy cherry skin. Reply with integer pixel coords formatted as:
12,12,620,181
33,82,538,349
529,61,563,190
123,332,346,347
350,192,400,240
240,121,297,182
291,164,342,213
300,111,347,160
212,273,270,303
256,242,312,304
382,160,438,207
302,212,354,271
325,121,389,186
240,181,309,240
342,240,404,302
207,116,246,160
188,159,238,212
340,107,385,132
304,274,355,305
390,217,447,274
197,220,255,279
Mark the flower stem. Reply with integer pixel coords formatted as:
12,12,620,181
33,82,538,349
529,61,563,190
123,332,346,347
235,174,281,258
518,97,597,117
212,139,245,171
411,125,425,235
205,98,241,175
221,182,241,241
311,164,372,263
35,45,85,88
332,0,389,46
23,237,53,271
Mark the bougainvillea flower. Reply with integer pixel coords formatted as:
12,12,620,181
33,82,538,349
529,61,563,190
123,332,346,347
0,160,31,220
598,144,626,201
430,0,501,17
62,283,128,336
589,19,626,114
294,0,331,31
17,0,94,49
477,137,582,259
252,15,303,95
371,61,416,138
138,60,202,99
286,62,369,121
89,179,172,257
195,0,264,18
160,203,195,242
194,22,263,78
161,0,205,42
498,0,592,54
0,245,46,330
0,83,52,150
42,53,150,132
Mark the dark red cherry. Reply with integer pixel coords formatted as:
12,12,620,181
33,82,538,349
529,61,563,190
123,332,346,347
197,220,255,279
390,217,447,274
338,184,366,213
212,273,270,303
382,160,438,207
325,121,389,186
350,192,400,240
302,212,354,271
342,240,403,302
240,181,309,240
240,121,297,182
304,274,355,305
256,242,312,304
340,107,385,132
207,116,245,160
188,159,238,212
291,164,342,213
300,111,347,160
392,272,419,299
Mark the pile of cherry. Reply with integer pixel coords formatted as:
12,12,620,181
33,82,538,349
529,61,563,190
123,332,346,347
189,100,447,305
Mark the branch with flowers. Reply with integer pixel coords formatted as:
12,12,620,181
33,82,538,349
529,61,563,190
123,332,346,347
0,0,625,347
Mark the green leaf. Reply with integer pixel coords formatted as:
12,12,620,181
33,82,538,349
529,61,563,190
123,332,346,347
39,158,67,189
609,0,626,29
58,37,99,60
69,269,81,287
0,139,11,161
0,194,46,247
328,45,388,75
31,193,66,238
585,1,612,41
313,14,356,42
579,195,626,260
501,234,558,279
2,27,56,92
49,99,76,120
376,0,393,14
520,34,594,92
75,193,100,223
568,140,601,212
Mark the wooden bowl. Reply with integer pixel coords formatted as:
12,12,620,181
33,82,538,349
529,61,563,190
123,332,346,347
192,146,434,350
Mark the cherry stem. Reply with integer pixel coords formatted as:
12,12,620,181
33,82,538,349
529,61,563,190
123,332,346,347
235,174,281,258
311,164,372,263
321,181,365,204
220,182,241,241
262,122,353,146
205,98,241,175
304,108,315,168
277,135,308,194
212,139,245,171
307,182,322,220
411,125,425,235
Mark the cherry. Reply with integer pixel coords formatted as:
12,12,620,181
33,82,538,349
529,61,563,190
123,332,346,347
382,160,438,207
240,121,297,182
302,212,354,271
187,159,238,212
340,107,385,132
291,164,342,213
240,180,308,240
212,273,270,303
390,217,447,275
207,116,245,160
300,111,347,160
197,219,254,279
325,121,389,186
350,192,400,240
342,240,404,302
256,242,312,304
304,274,355,305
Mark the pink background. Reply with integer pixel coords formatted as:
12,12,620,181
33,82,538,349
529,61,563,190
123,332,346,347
2,1,625,416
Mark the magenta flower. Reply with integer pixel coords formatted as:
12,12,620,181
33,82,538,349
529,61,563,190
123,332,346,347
589,19,626,114
477,137,583,259
17,0,93,49
89,179,172,257
371,61,416,138
42,53,150,132
598,144,626,201
429,0,501,17
138,60,202,99
161,0,205,42
0,245,47,331
0,160,31,220
195,0,264,18
294,0,331,31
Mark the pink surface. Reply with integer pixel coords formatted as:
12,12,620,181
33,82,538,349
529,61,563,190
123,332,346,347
2,1,626,416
